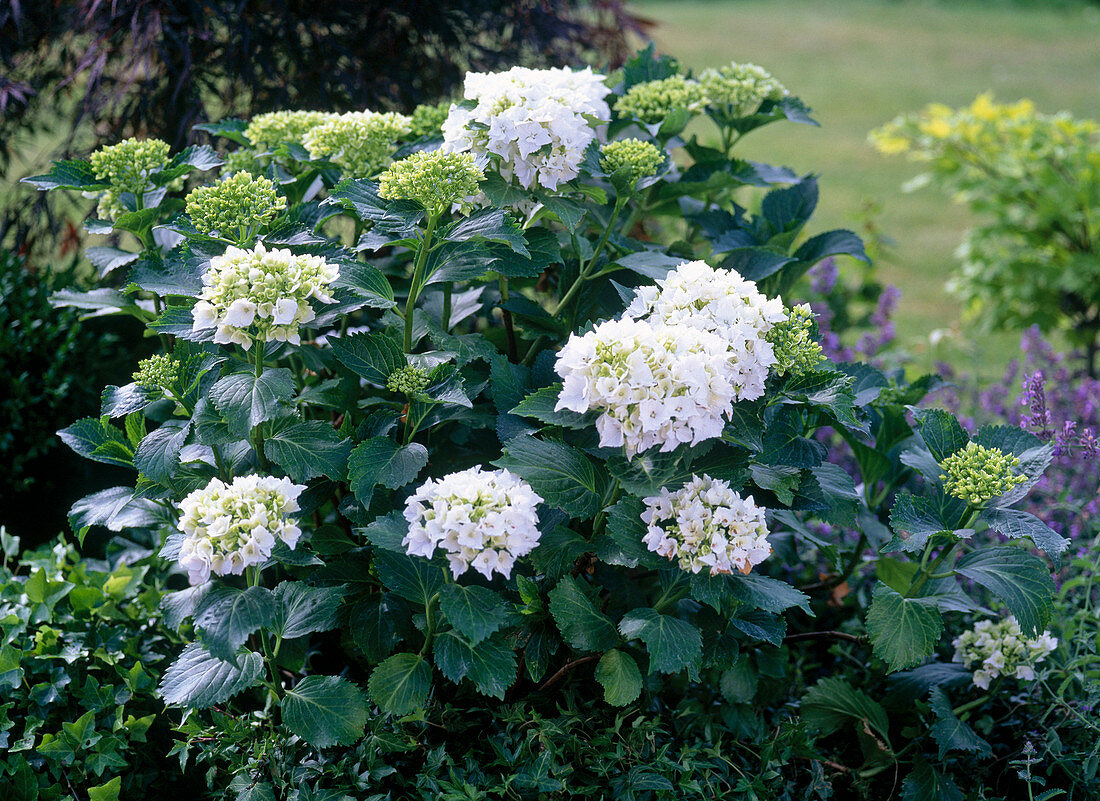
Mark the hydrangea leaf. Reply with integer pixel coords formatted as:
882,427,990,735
928,686,991,759
802,676,890,742
618,608,702,675
510,384,594,430
158,643,263,708
886,493,954,553
373,550,445,609
58,417,134,469
728,609,786,646
133,420,190,485
594,496,662,570
349,594,405,662
439,584,511,646
866,582,943,672
495,435,604,519
595,649,643,706
954,547,1054,635
209,367,295,437
194,585,277,660
368,653,431,715
442,207,529,256
330,331,405,385
271,581,345,640
347,437,428,503
981,507,1069,565
725,573,812,615
432,631,517,698
22,159,105,191
910,408,970,463
332,261,396,309
281,675,369,748
264,419,352,482
901,760,964,801
547,576,619,653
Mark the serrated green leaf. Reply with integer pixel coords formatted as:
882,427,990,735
982,507,1068,564
264,420,352,482
374,550,445,608
432,632,516,698
368,653,431,715
333,261,396,309
547,575,619,652
866,582,943,672
281,675,369,748
594,496,660,569
159,643,263,708
954,547,1054,635
510,384,592,430
887,493,954,553
133,420,190,484
726,573,812,614
618,608,702,674
911,408,969,463
58,417,134,469
902,760,964,801
350,594,404,661
495,435,604,518
271,581,345,639
209,368,295,437
802,676,890,742
330,331,405,385
194,585,277,660
439,584,510,645
347,438,428,504
928,686,991,759
595,649,643,706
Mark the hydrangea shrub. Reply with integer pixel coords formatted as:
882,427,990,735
27,47,1067,797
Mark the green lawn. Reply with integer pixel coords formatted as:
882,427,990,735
633,0,1100,377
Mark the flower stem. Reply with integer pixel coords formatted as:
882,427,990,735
404,212,439,353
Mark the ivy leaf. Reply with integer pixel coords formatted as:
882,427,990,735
866,583,943,672
928,686,991,759
547,576,619,652
194,585,277,660
270,582,345,640
595,649,643,706
439,584,511,646
159,643,263,708
802,676,891,742
368,653,432,715
432,632,517,698
619,608,702,674
264,420,352,482
495,435,605,518
281,675,369,748
347,438,428,503
374,550,445,609
209,368,295,437
954,547,1054,635
330,331,405,385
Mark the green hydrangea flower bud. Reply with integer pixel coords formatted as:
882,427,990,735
222,148,265,176
185,171,287,240
600,139,664,188
89,138,172,196
940,441,1027,505
615,75,706,124
768,304,824,377
244,110,335,150
303,111,411,179
378,150,484,215
133,354,180,391
699,62,788,118
387,365,430,396
409,101,452,140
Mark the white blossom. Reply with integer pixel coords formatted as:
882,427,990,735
402,467,543,579
952,617,1057,689
192,242,339,349
442,66,610,191
641,474,771,575
176,475,305,585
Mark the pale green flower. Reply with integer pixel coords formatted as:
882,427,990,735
378,150,484,214
89,138,172,195
600,138,664,186
221,148,265,176
303,111,411,178
132,354,180,391
386,365,430,396
408,101,452,140
699,62,788,118
185,171,286,240
244,110,335,150
767,304,824,377
940,441,1027,505
615,76,705,124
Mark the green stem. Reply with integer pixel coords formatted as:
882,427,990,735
499,275,518,362
952,693,990,719
252,341,270,471
557,198,626,330
441,282,453,331
419,591,442,655
248,567,282,702
403,213,439,353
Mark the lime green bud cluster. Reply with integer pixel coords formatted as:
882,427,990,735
699,62,788,118
244,110,335,150
185,171,286,240
600,139,664,185
615,76,705,124
387,365,431,396
409,101,452,140
940,442,1027,505
221,148,264,176
767,304,824,376
303,111,411,179
133,354,180,391
89,137,173,220
378,150,484,214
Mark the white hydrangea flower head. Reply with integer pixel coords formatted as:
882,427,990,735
442,65,611,191
641,474,771,575
952,617,1057,689
625,260,786,401
191,242,339,349
177,475,305,585
402,467,543,579
554,317,744,457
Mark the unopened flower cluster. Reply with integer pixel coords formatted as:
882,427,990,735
186,171,286,239
192,242,339,349
177,475,305,585
409,101,452,140
699,62,788,118
89,137,172,220
402,467,543,579
386,365,430,396
600,139,664,186
303,111,411,178
642,474,771,575
378,150,485,214
952,617,1057,689
442,66,610,191
557,261,787,456
245,110,336,150
133,354,180,392
615,75,706,124
940,441,1026,505
768,304,825,376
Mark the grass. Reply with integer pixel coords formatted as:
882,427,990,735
633,0,1100,377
